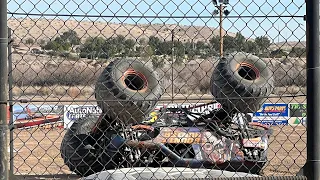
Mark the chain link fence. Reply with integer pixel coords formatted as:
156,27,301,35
4,0,307,179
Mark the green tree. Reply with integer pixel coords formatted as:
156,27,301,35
140,45,154,58
148,36,161,54
104,37,119,57
60,30,80,47
43,37,71,52
289,47,306,57
139,38,147,46
43,41,60,51
151,56,165,69
184,42,197,60
187,50,196,60
80,37,106,59
54,37,71,51
25,38,34,45
136,38,147,56
173,40,185,59
38,39,46,47
158,41,172,55
125,39,135,49
255,36,271,54
106,35,126,56
223,35,236,53
43,32,74,52
270,48,288,58
115,35,126,43
148,36,161,47
234,32,246,51
124,39,136,57
195,41,206,55
244,40,258,54
209,36,220,52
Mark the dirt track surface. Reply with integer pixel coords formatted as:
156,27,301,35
10,125,306,179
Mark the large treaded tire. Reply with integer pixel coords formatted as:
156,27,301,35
95,59,163,125
60,114,114,177
210,52,274,113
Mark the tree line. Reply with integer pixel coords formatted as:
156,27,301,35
36,30,306,61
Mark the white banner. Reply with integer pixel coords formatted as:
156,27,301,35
63,103,222,129
63,105,102,129
154,103,222,113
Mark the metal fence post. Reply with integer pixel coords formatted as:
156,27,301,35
7,28,13,178
0,0,8,179
306,0,320,179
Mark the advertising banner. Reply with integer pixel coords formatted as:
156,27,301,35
154,103,222,113
63,103,222,129
251,103,289,126
288,103,307,126
254,103,289,117
252,117,288,126
288,117,307,126
289,103,306,117
9,104,64,129
63,102,310,128
63,105,102,129
12,102,309,129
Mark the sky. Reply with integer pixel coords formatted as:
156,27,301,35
7,0,306,42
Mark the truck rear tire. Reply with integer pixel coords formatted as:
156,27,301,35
60,114,117,177
210,52,274,113
95,59,163,124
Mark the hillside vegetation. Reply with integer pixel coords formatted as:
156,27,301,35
8,18,306,98
11,53,306,99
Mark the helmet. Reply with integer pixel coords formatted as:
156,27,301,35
150,112,157,116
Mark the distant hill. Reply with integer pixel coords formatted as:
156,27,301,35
8,17,305,51
8,17,236,44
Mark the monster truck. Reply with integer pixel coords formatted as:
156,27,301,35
60,52,274,177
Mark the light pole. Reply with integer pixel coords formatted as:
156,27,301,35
167,28,182,100
212,0,230,57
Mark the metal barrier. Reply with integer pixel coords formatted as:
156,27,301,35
0,0,311,179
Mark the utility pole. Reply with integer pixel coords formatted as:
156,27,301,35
171,29,174,100
213,0,230,58
168,28,181,101
219,3,225,58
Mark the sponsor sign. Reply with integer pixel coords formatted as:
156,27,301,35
63,103,221,129
63,102,301,128
254,103,289,117
288,103,307,126
9,104,63,121
252,117,288,125
63,105,102,129
289,103,307,117
288,117,307,126
154,103,221,114
252,119,288,126
8,104,64,129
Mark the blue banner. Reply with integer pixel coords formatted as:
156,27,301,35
254,103,289,117
252,119,288,126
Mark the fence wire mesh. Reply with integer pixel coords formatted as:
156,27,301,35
5,0,307,179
